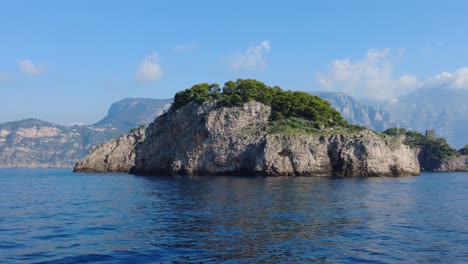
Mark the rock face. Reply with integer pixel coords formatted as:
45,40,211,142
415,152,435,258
131,101,420,177
73,127,145,173
434,155,468,172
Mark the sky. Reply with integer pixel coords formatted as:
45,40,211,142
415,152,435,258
1,0,468,124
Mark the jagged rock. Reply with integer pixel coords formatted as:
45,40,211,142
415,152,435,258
434,155,468,172
130,101,420,177
73,127,145,173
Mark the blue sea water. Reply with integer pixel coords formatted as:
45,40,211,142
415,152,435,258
0,169,468,263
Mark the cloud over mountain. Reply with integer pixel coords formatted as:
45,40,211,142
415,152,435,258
318,49,468,103
427,68,468,90
317,49,421,103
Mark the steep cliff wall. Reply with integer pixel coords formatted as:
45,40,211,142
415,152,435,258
131,101,420,176
73,127,145,173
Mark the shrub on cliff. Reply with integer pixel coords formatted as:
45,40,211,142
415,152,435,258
383,128,457,161
172,79,348,128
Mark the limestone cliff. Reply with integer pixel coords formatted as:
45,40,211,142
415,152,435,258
130,101,420,176
73,127,145,173
434,155,468,172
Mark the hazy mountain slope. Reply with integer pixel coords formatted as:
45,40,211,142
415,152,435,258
0,119,118,168
314,89,468,148
0,98,171,168
95,98,171,128
313,92,395,131
385,88,468,148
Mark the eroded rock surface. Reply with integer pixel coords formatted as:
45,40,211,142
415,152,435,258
73,127,145,173
131,101,420,177
434,155,468,172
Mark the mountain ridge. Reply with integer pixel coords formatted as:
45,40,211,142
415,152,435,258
312,91,395,131
0,98,171,168
2,86,468,168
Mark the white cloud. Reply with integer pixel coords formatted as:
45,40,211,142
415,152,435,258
427,68,468,90
317,49,422,102
135,52,164,82
172,44,197,53
227,41,271,71
317,49,468,102
18,60,46,75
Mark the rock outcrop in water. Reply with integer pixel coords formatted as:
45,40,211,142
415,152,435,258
381,127,468,172
129,100,419,176
73,127,145,173
434,155,468,172
76,79,421,176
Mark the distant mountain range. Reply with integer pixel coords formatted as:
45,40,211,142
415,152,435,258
315,89,468,149
96,98,172,129
0,98,171,168
0,87,467,168
384,87,468,148
313,92,395,131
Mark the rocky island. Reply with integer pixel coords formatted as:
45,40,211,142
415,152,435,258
75,80,420,177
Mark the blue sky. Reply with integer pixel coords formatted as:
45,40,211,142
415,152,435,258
1,0,468,124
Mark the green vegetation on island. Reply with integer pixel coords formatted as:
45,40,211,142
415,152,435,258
129,124,146,134
383,128,458,161
172,79,349,130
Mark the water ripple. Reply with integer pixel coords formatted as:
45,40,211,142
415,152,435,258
1,169,468,263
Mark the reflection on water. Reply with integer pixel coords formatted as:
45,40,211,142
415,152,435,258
1,169,468,263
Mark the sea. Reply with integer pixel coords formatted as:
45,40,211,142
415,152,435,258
1,169,468,263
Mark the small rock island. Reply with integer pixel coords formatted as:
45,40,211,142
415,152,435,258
74,79,420,177
73,127,145,173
